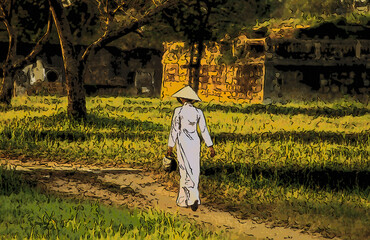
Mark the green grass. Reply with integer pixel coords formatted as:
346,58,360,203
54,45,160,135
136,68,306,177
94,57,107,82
0,165,225,240
0,95,369,239
253,7,370,32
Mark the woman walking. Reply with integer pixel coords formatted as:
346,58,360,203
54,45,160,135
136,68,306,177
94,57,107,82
167,86,215,211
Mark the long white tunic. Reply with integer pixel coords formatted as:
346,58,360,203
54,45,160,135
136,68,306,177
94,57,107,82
168,102,213,207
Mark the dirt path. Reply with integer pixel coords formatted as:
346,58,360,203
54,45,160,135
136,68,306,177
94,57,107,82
1,158,336,240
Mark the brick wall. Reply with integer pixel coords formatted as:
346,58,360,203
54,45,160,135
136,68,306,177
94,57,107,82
161,37,266,103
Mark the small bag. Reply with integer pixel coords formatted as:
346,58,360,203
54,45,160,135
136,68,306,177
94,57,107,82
162,155,177,172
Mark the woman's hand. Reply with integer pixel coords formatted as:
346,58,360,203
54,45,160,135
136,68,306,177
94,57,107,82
209,146,216,158
167,147,173,157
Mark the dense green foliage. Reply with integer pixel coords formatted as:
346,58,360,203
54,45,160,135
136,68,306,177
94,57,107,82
0,165,224,239
0,96,369,239
0,0,101,45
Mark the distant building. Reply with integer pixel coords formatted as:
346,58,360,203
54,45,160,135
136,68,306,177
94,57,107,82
2,41,163,97
265,22,370,101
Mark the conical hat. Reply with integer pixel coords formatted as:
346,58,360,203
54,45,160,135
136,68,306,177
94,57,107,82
172,86,202,101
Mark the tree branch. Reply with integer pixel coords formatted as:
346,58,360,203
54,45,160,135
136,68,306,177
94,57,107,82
112,2,125,15
0,1,7,19
2,18,16,68
49,0,76,57
81,0,178,62
12,10,53,71
6,0,13,22
0,0,13,19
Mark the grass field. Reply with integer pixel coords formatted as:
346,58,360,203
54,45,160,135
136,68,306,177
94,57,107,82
0,165,225,239
0,96,369,239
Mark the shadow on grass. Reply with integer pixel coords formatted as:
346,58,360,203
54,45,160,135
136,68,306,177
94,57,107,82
0,105,49,112
84,114,165,132
2,112,369,192
202,162,370,192
214,130,369,145
3,112,166,131
0,113,167,142
0,165,36,196
202,103,370,117
2,129,166,142
2,113,368,146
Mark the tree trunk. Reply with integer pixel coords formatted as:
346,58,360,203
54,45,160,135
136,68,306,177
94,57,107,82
188,43,195,87
0,65,16,105
0,74,15,105
0,69,16,107
192,39,204,93
0,9,17,105
50,0,86,119
50,0,177,119
188,0,211,93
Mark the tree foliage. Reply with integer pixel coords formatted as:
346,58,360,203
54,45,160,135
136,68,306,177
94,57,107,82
7,0,50,42
272,0,363,19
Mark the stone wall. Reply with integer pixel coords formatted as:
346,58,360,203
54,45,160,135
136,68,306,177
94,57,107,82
162,22,370,104
265,38,370,101
161,37,265,103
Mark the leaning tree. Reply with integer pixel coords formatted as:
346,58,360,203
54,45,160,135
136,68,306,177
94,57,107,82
48,0,178,119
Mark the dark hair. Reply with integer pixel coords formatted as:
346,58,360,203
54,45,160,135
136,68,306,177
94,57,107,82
177,98,196,104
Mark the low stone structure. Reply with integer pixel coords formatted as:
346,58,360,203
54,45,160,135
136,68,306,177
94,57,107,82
161,37,265,103
161,23,369,103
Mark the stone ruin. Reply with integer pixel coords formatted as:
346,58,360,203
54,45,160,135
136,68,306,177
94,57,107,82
161,23,370,103
161,37,265,103
265,24,370,102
